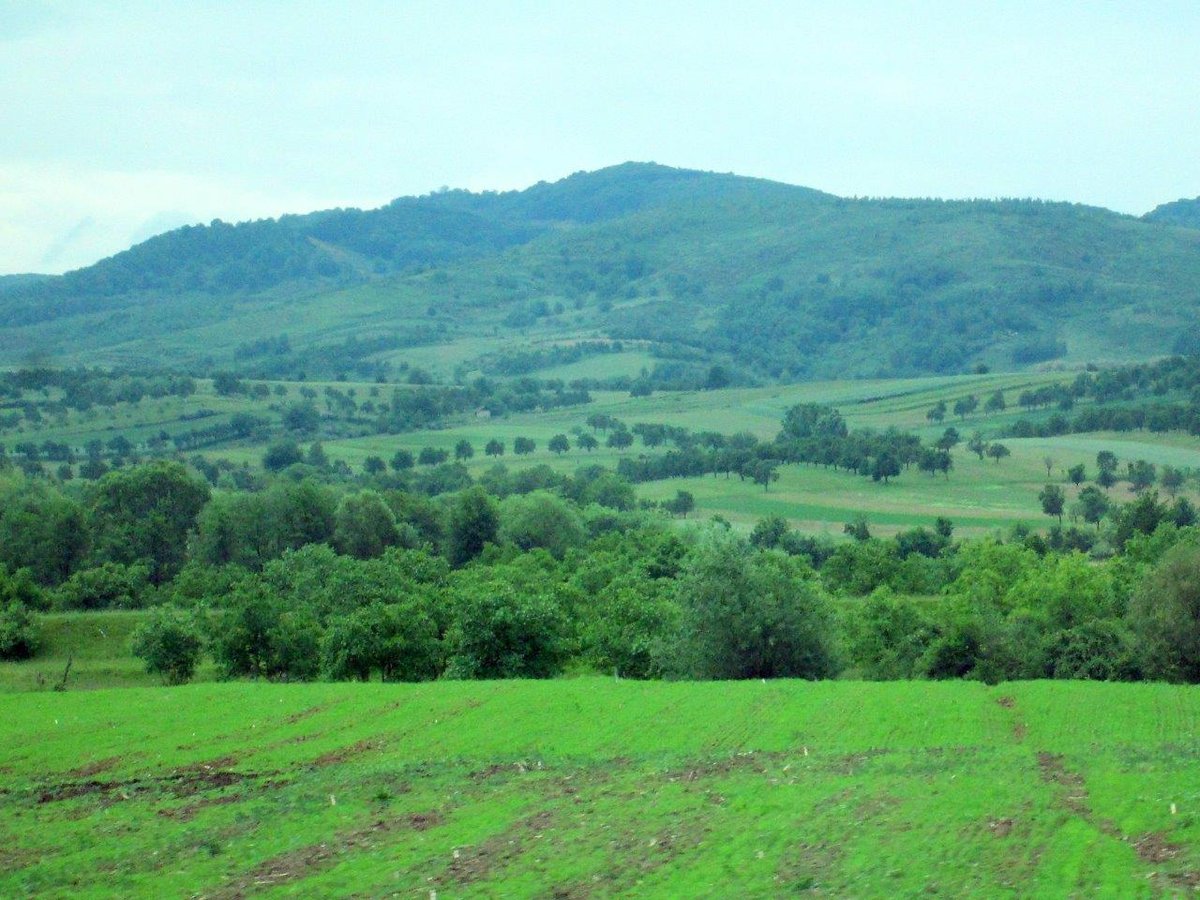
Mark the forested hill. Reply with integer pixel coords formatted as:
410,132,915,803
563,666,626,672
4,163,1200,380
1144,197,1200,229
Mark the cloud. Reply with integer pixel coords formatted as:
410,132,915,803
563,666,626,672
0,162,349,273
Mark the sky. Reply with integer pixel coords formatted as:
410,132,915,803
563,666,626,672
2,1,1199,274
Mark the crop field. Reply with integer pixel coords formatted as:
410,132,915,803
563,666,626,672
2,679,1198,896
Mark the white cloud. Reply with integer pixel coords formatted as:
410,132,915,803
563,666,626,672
0,162,353,273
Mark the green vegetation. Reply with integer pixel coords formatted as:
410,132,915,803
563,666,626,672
6,164,1200,381
3,679,1200,895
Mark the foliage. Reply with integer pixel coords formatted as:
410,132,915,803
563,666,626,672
1129,542,1200,682
671,532,838,679
129,607,205,685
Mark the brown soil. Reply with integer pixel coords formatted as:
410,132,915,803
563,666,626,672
996,696,1015,709
65,756,122,779
440,811,554,886
215,811,444,898
989,818,1015,838
1133,831,1182,864
308,738,384,768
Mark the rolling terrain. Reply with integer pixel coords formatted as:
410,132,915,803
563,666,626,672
5,163,1200,382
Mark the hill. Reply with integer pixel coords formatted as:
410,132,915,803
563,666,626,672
3,679,1198,896
1144,197,1200,229
4,163,1200,380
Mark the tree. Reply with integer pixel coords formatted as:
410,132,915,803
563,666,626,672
454,440,474,461
499,492,586,558
484,438,505,458
86,462,210,584
418,447,448,466
130,607,204,685
1039,484,1065,524
445,582,568,679
577,433,599,452
844,516,871,542
390,449,415,471
750,515,790,549
1161,465,1185,497
513,437,536,456
983,390,1006,414
305,442,330,470
926,400,946,424
334,491,402,559
320,601,440,682
606,430,633,450
967,432,987,460
985,443,1011,464
363,455,386,476
665,490,695,517
952,395,978,420
1067,463,1086,486
871,452,900,484
1096,450,1118,476
1129,543,1200,682
1075,485,1110,528
671,532,838,680
263,440,303,472
751,459,780,491
1043,456,1056,478
548,434,570,455
1127,459,1156,493
446,487,499,567
935,428,960,452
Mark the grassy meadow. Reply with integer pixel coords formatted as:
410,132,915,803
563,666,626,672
9,363,1200,538
2,679,1198,896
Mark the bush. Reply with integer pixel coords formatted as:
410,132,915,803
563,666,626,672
319,602,441,682
0,602,38,660
1043,620,1139,681
444,583,568,679
130,608,205,685
672,532,839,680
52,562,152,610
842,589,938,680
1129,542,1200,682
499,491,586,559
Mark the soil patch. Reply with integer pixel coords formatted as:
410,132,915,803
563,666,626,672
308,738,384,768
216,811,443,898
440,811,554,886
66,756,122,779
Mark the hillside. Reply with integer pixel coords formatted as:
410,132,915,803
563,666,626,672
3,680,1198,896
1145,197,1200,229
4,163,1200,380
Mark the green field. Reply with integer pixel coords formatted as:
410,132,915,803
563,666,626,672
2,680,1198,896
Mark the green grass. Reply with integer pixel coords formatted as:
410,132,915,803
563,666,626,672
9,369,1198,539
0,611,224,693
2,679,1198,896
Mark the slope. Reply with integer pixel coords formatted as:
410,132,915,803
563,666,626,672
4,163,1200,380
2,680,1198,896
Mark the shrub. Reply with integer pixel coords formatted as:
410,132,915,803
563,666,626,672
52,562,152,610
130,608,204,685
672,532,838,680
0,602,38,660
1129,542,1200,682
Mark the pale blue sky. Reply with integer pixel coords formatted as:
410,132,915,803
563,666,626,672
3,1,1198,273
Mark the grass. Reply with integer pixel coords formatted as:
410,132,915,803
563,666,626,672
8,368,1199,539
0,611,226,693
1,679,1198,896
